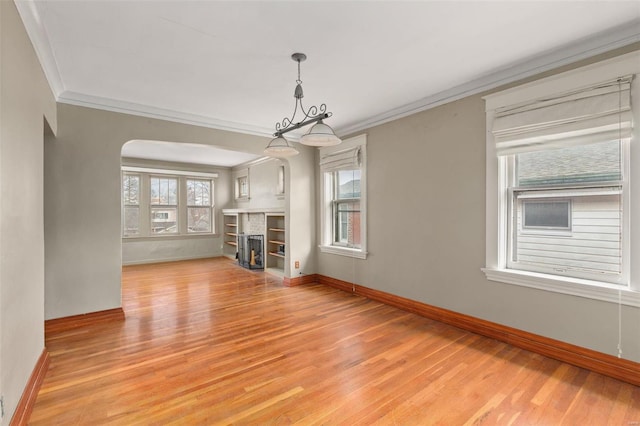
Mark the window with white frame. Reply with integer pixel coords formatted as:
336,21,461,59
320,134,367,258
122,167,216,237
236,175,248,199
150,176,178,234
483,51,639,306
122,174,140,236
187,179,212,233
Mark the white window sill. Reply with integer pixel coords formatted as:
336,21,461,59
319,245,368,259
482,268,640,307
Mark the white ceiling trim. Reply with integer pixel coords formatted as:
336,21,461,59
58,91,275,137
15,0,65,97
15,0,640,140
335,20,640,137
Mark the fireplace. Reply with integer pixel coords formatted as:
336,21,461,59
238,234,264,270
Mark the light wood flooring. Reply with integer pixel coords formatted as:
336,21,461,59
30,257,640,425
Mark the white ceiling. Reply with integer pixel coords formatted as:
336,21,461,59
16,1,640,166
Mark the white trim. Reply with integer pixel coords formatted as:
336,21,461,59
482,268,640,308
319,245,368,260
14,0,65,97
121,166,218,179
17,0,639,141
222,208,284,214
59,91,274,137
484,50,640,303
319,134,367,259
337,22,640,137
484,51,640,110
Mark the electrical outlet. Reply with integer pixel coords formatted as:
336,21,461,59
294,260,300,269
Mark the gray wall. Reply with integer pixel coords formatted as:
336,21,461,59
1,1,57,422
317,47,640,362
45,104,316,320
232,158,286,211
120,158,232,265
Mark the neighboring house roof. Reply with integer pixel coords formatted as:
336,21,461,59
518,141,621,186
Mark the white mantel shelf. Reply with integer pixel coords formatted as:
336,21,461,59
223,208,285,214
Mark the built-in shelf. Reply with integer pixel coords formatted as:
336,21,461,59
223,213,239,258
266,214,286,274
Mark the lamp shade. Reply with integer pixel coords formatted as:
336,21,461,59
264,136,299,157
299,121,342,146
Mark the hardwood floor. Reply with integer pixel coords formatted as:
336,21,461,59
30,257,640,425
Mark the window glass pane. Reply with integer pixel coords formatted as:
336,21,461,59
124,206,139,235
517,140,621,187
122,175,139,205
277,166,285,194
150,177,178,205
151,207,177,233
523,201,570,229
335,201,361,247
513,193,621,277
188,207,211,233
237,176,248,198
187,179,211,206
337,170,361,199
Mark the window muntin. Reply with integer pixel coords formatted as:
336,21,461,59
187,179,212,233
122,174,140,236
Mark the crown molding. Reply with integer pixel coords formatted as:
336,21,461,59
335,19,640,137
15,1,640,140
14,0,65,97
58,91,274,137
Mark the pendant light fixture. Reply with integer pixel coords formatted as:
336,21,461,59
264,53,342,157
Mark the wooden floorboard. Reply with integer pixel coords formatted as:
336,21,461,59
29,257,640,425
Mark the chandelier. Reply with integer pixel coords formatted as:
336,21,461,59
264,53,342,157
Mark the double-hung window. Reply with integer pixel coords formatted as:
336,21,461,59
483,51,639,306
122,167,216,237
150,176,178,234
187,179,212,233
122,174,140,236
319,134,367,258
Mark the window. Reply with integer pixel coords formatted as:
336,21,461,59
237,176,248,198
277,165,285,196
187,179,212,233
483,51,639,306
122,174,140,236
320,134,367,258
333,170,362,247
522,200,571,230
150,176,178,234
121,167,216,237
507,141,624,283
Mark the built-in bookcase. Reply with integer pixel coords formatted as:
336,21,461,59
223,213,239,259
266,214,285,274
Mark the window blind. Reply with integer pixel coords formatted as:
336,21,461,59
492,76,633,156
319,147,361,172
